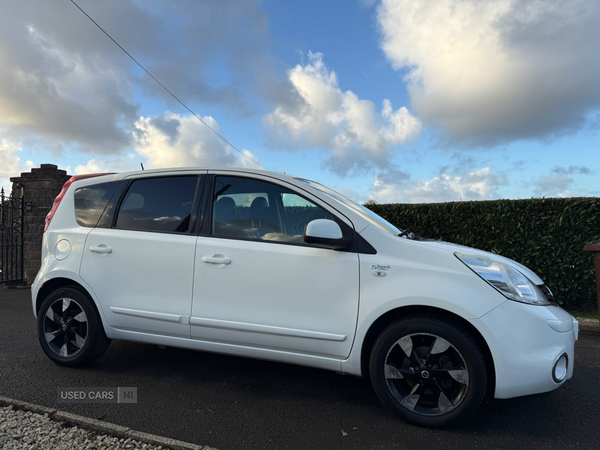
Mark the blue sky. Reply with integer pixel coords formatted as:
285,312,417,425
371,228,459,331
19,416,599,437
1,0,599,203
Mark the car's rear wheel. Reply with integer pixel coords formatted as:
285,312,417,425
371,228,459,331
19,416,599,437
369,315,487,427
38,286,110,366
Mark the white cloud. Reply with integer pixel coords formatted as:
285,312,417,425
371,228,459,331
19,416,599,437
377,0,600,146
0,5,137,152
133,112,261,170
0,0,277,154
67,154,136,177
0,139,22,180
530,165,594,197
551,165,591,176
74,159,106,176
371,167,508,203
0,139,25,191
534,173,573,198
263,52,421,175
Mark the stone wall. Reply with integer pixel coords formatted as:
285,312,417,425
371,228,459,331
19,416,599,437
10,164,71,284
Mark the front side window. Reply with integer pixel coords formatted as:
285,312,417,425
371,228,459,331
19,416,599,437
212,176,332,243
74,181,120,228
116,176,198,233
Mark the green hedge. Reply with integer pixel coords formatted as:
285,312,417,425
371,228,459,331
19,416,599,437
366,197,600,308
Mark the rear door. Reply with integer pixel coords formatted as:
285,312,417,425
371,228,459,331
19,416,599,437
80,174,202,338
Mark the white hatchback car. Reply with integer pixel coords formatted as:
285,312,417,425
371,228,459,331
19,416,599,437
32,167,578,427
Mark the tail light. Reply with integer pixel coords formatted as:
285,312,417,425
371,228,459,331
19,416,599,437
44,173,115,232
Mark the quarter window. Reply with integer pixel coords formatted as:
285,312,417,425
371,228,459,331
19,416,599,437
74,181,120,228
212,176,332,243
116,176,198,233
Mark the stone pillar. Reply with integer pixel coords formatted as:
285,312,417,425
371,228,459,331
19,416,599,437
10,164,71,284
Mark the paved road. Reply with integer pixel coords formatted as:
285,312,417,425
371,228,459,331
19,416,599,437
1,287,599,450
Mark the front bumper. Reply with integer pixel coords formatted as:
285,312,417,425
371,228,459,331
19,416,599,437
471,300,578,399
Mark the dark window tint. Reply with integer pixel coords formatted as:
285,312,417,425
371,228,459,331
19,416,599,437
116,176,198,233
74,181,120,228
212,176,331,243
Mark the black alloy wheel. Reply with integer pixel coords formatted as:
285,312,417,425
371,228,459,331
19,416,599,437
370,315,487,427
38,286,110,366
43,297,89,357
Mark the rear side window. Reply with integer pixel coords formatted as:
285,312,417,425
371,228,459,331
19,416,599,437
115,176,198,233
74,181,120,228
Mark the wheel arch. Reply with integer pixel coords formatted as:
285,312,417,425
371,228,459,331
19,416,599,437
360,305,496,397
36,277,94,315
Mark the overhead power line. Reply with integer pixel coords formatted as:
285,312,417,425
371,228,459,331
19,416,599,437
69,0,265,170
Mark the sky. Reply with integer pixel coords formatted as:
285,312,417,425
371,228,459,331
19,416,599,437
1,0,599,203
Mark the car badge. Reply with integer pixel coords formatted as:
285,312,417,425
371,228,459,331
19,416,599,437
372,264,390,277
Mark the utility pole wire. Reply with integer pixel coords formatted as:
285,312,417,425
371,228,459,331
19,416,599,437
69,0,265,170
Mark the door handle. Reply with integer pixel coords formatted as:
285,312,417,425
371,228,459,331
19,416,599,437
90,246,112,254
202,256,231,265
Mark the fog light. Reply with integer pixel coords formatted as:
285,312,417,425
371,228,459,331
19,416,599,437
552,353,568,383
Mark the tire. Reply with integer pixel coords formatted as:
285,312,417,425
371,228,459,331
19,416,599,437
369,315,487,427
37,286,111,367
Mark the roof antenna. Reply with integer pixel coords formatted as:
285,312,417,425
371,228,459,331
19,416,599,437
140,163,145,171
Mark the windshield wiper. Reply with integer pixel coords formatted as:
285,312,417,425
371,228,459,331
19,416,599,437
398,229,430,241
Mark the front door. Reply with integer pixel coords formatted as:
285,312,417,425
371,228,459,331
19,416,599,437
190,175,359,359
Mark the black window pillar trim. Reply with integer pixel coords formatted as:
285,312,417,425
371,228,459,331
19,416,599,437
96,179,131,229
332,217,377,255
194,174,212,235
197,174,215,236
187,175,206,235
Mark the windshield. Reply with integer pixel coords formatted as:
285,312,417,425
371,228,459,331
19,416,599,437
296,178,402,236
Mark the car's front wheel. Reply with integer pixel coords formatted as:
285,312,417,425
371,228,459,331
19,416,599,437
37,286,110,366
369,315,487,427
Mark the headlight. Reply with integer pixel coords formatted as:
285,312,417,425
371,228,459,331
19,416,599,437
455,253,550,305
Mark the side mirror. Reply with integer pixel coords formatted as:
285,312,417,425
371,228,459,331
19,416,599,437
304,219,348,249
